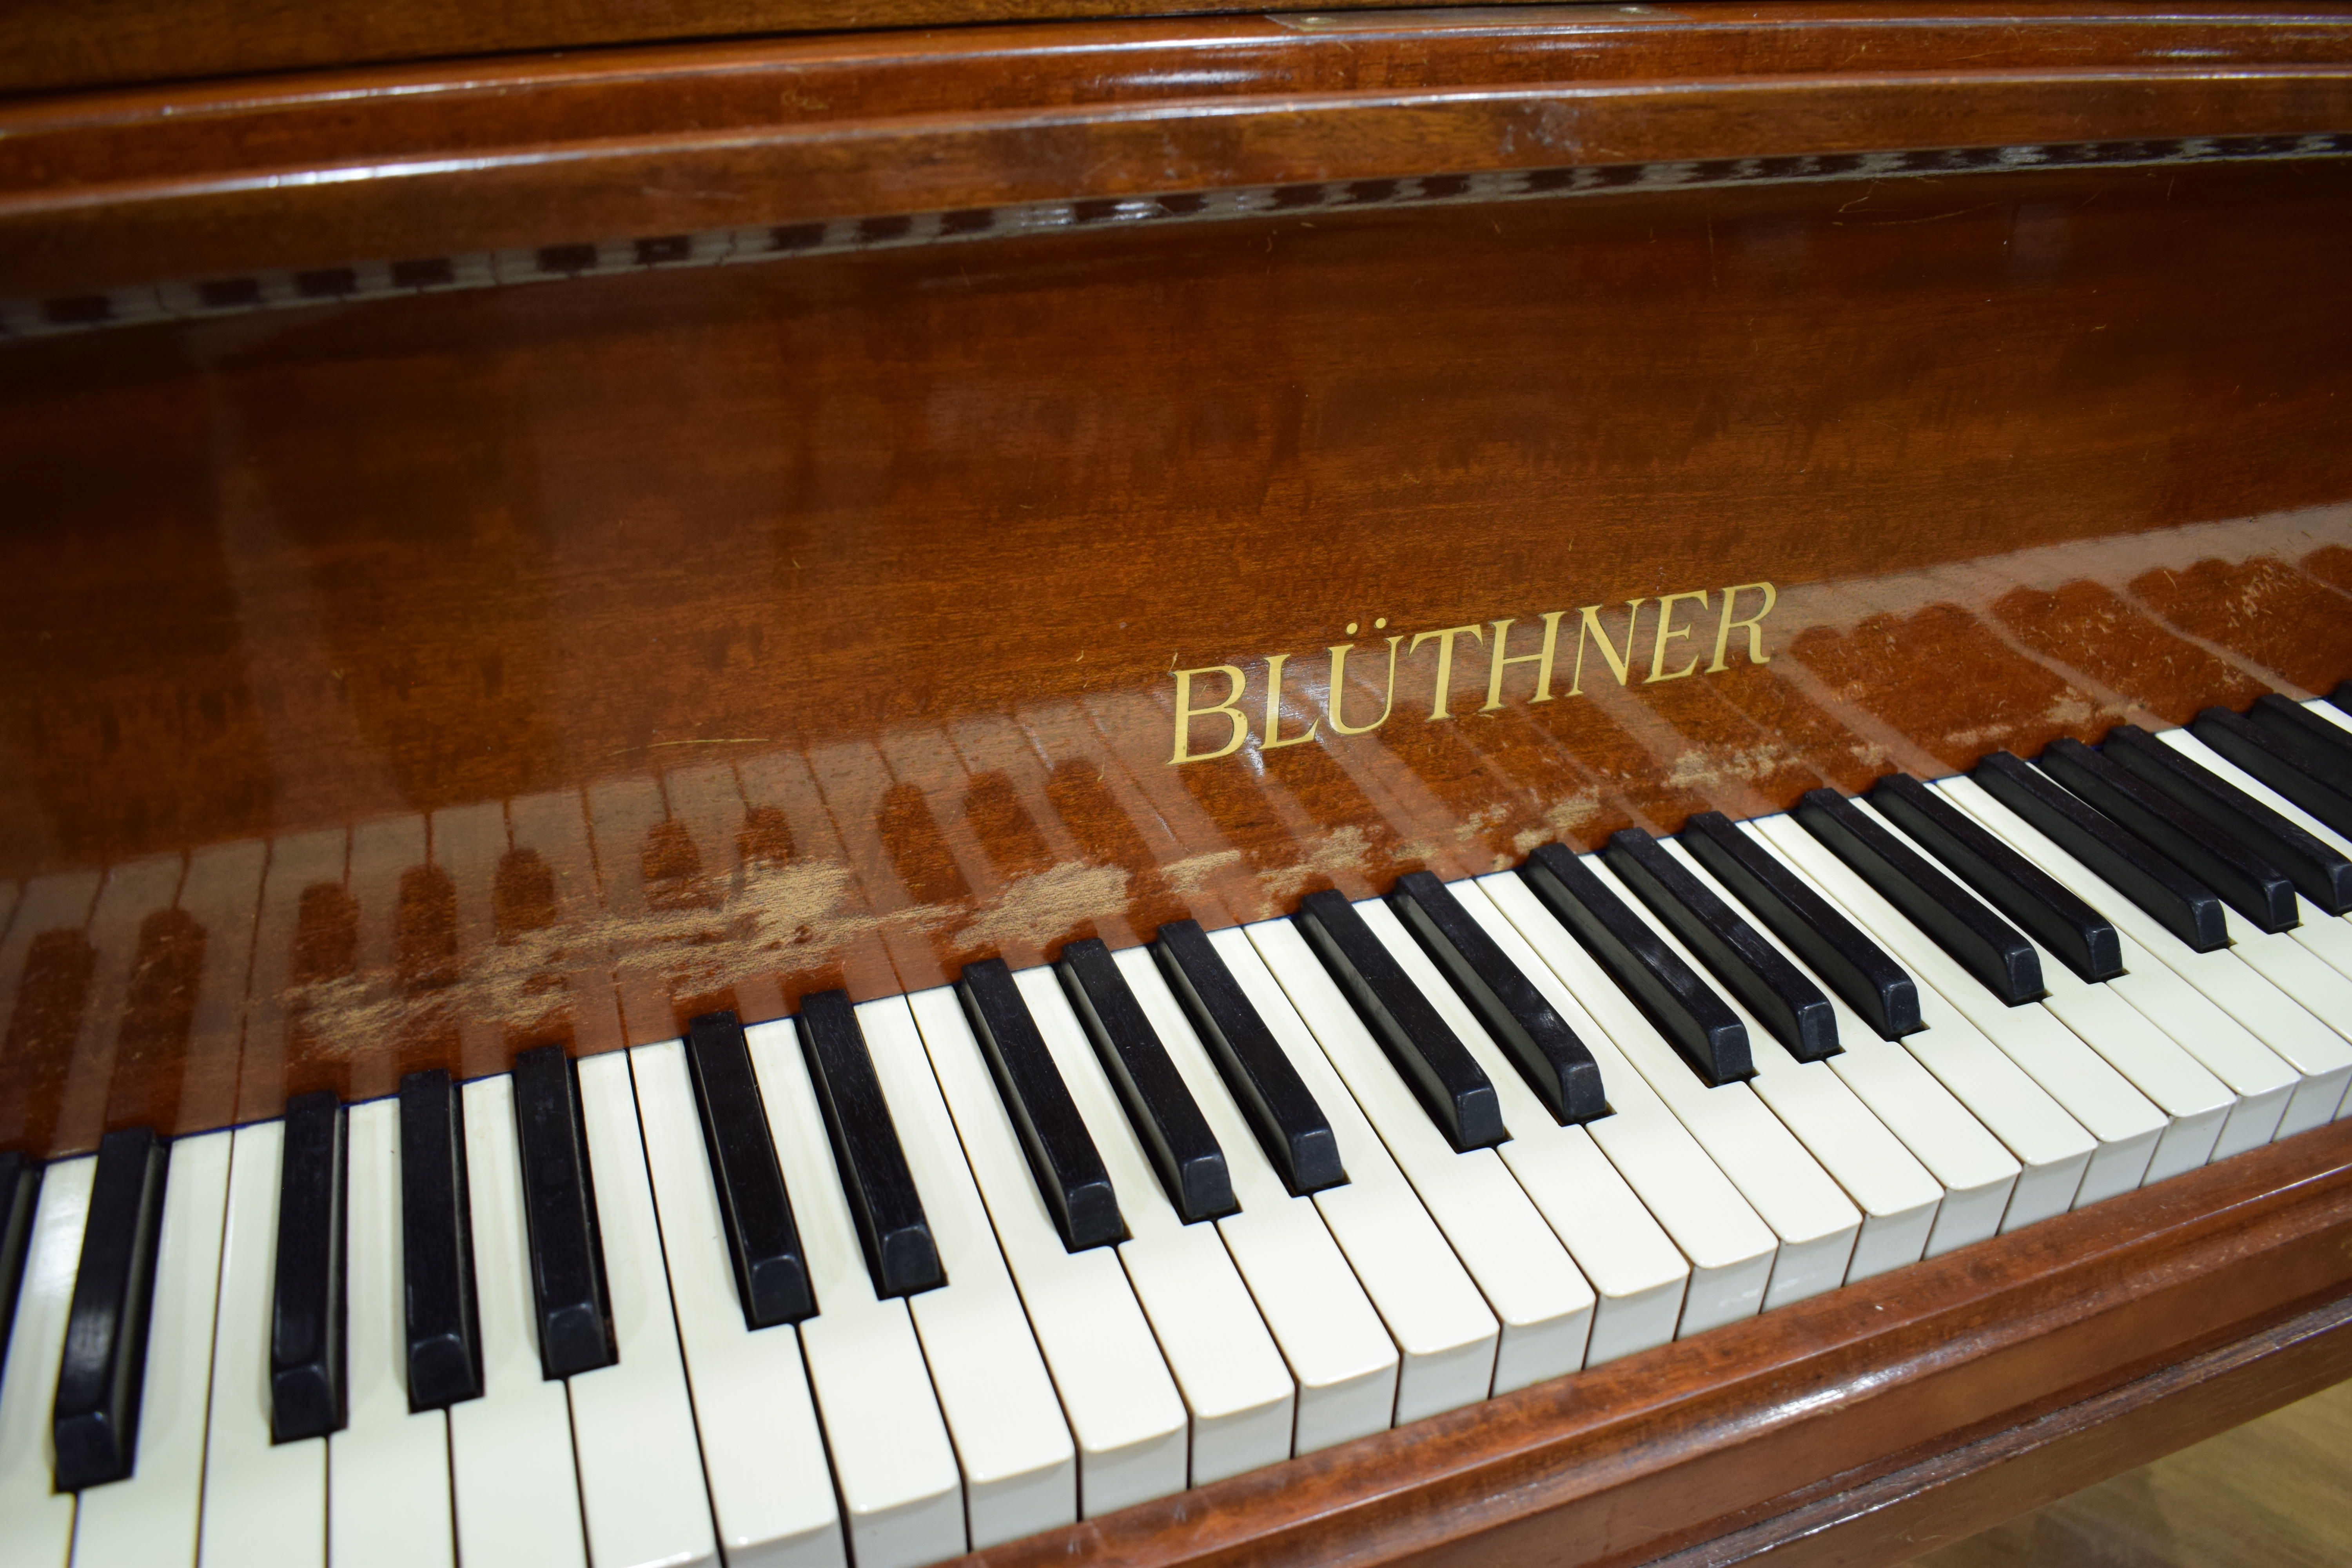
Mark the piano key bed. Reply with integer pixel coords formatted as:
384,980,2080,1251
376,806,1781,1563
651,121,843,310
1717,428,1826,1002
7,698,2352,1568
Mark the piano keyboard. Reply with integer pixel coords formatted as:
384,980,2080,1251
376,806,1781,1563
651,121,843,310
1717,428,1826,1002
5,695,2352,1568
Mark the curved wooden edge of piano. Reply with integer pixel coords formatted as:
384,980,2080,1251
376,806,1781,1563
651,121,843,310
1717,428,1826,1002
962,1117,2352,1567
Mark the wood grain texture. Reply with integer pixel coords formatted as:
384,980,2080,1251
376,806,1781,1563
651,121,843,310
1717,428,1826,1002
7,0,2352,100
6,5,2352,296
946,1118,2352,1567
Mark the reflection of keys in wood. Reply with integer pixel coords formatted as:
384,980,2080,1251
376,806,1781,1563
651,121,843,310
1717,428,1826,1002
586,777,676,1044
431,800,510,1080
111,839,268,1139
238,828,348,1124
52,854,184,1152
736,747,898,1008
1077,688,1261,925
345,815,428,1103
506,788,626,1058
951,711,1146,956
808,737,953,993
0,870,102,1149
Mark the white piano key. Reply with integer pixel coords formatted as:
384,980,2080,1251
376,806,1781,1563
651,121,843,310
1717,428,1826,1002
630,1040,845,1568
1478,867,1861,1309
1739,819,2096,1231
906,986,1190,1514
198,1125,325,1568
568,1053,720,1568
71,1131,231,1568
1448,882,1780,1335
745,1013,969,1568
2096,932,2297,1159
330,1099,455,1568
2214,901,2352,1069
0,1156,89,1568
1657,839,2022,1258
1111,946,1401,1450
1014,966,1297,1483
1591,855,1945,1280
1754,809,2156,1204
1203,926,1500,1422
849,997,1078,1547
1248,917,1595,1391
1937,775,2352,1134
451,1075,589,1568
1850,797,2232,1186
1350,895,1690,1360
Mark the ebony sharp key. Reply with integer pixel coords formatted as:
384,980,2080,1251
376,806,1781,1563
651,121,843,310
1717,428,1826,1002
958,958,1124,1252
1679,810,1922,1041
1972,750,2230,954
2040,737,2299,932
1294,887,1508,1152
2104,723,2352,915
2332,682,2352,721
1796,786,2046,1004
1603,829,1840,1061
1390,869,1608,1124
1869,771,2124,982
398,1069,483,1409
686,1011,817,1326
1154,920,1345,1196
797,990,944,1298
2248,691,2352,775
511,1044,617,1378
2191,706,2352,839
1058,938,1237,1223
270,1091,346,1441
1521,842,1753,1086
53,1125,167,1490
0,1152,40,1393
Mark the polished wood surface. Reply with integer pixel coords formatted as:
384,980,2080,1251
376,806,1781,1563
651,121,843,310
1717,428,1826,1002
7,0,2351,100
6,5,2352,298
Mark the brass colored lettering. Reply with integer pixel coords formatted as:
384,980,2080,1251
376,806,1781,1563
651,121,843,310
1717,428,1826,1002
1708,581,1779,671
1169,664,1249,764
1261,652,1323,750
1568,600,1648,695
1328,635,1405,735
1481,610,1568,711
1646,589,1711,683
1410,624,1487,720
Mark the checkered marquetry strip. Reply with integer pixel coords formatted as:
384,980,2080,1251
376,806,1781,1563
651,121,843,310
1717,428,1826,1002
5,132,2348,342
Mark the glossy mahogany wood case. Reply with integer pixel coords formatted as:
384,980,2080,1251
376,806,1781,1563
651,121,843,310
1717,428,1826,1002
4,7,2352,1559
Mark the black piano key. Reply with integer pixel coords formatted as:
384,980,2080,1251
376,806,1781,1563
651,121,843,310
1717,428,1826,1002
0,1152,41,1395
511,1044,617,1379
1868,772,2124,983
1520,842,1753,1087
2104,723,2352,916
1153,920,1346,1196
1057,939,1237,1224
1796,786,2046,1004
2332,681,2352,720
797,990,945,1299
53,1125,167,1490
1971,751,2230,955
398,1069,483,1410
685,1011,817,1326
2040,737,2298,933
2190,706,2352,839
1679,811,1923,1042
270,1091,345,1442
1294,888,1507,1152
1390,870,1609,1125
1603,829,1839,1062
2247,691,2352,775
957,958,1124,1252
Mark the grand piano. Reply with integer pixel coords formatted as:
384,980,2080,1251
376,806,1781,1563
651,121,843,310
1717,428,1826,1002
4,4,2352,1564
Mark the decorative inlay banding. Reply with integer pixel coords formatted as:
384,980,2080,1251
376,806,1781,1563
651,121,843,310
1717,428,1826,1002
3,132,2346,343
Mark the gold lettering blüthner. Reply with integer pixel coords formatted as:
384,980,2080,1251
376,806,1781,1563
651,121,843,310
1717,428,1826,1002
1167,581,1777,765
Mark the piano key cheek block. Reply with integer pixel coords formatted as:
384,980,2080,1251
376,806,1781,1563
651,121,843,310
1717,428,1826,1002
6,7,2352,1564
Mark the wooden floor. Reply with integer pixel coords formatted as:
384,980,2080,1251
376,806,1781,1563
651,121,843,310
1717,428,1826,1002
1912,1377,2352,1566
